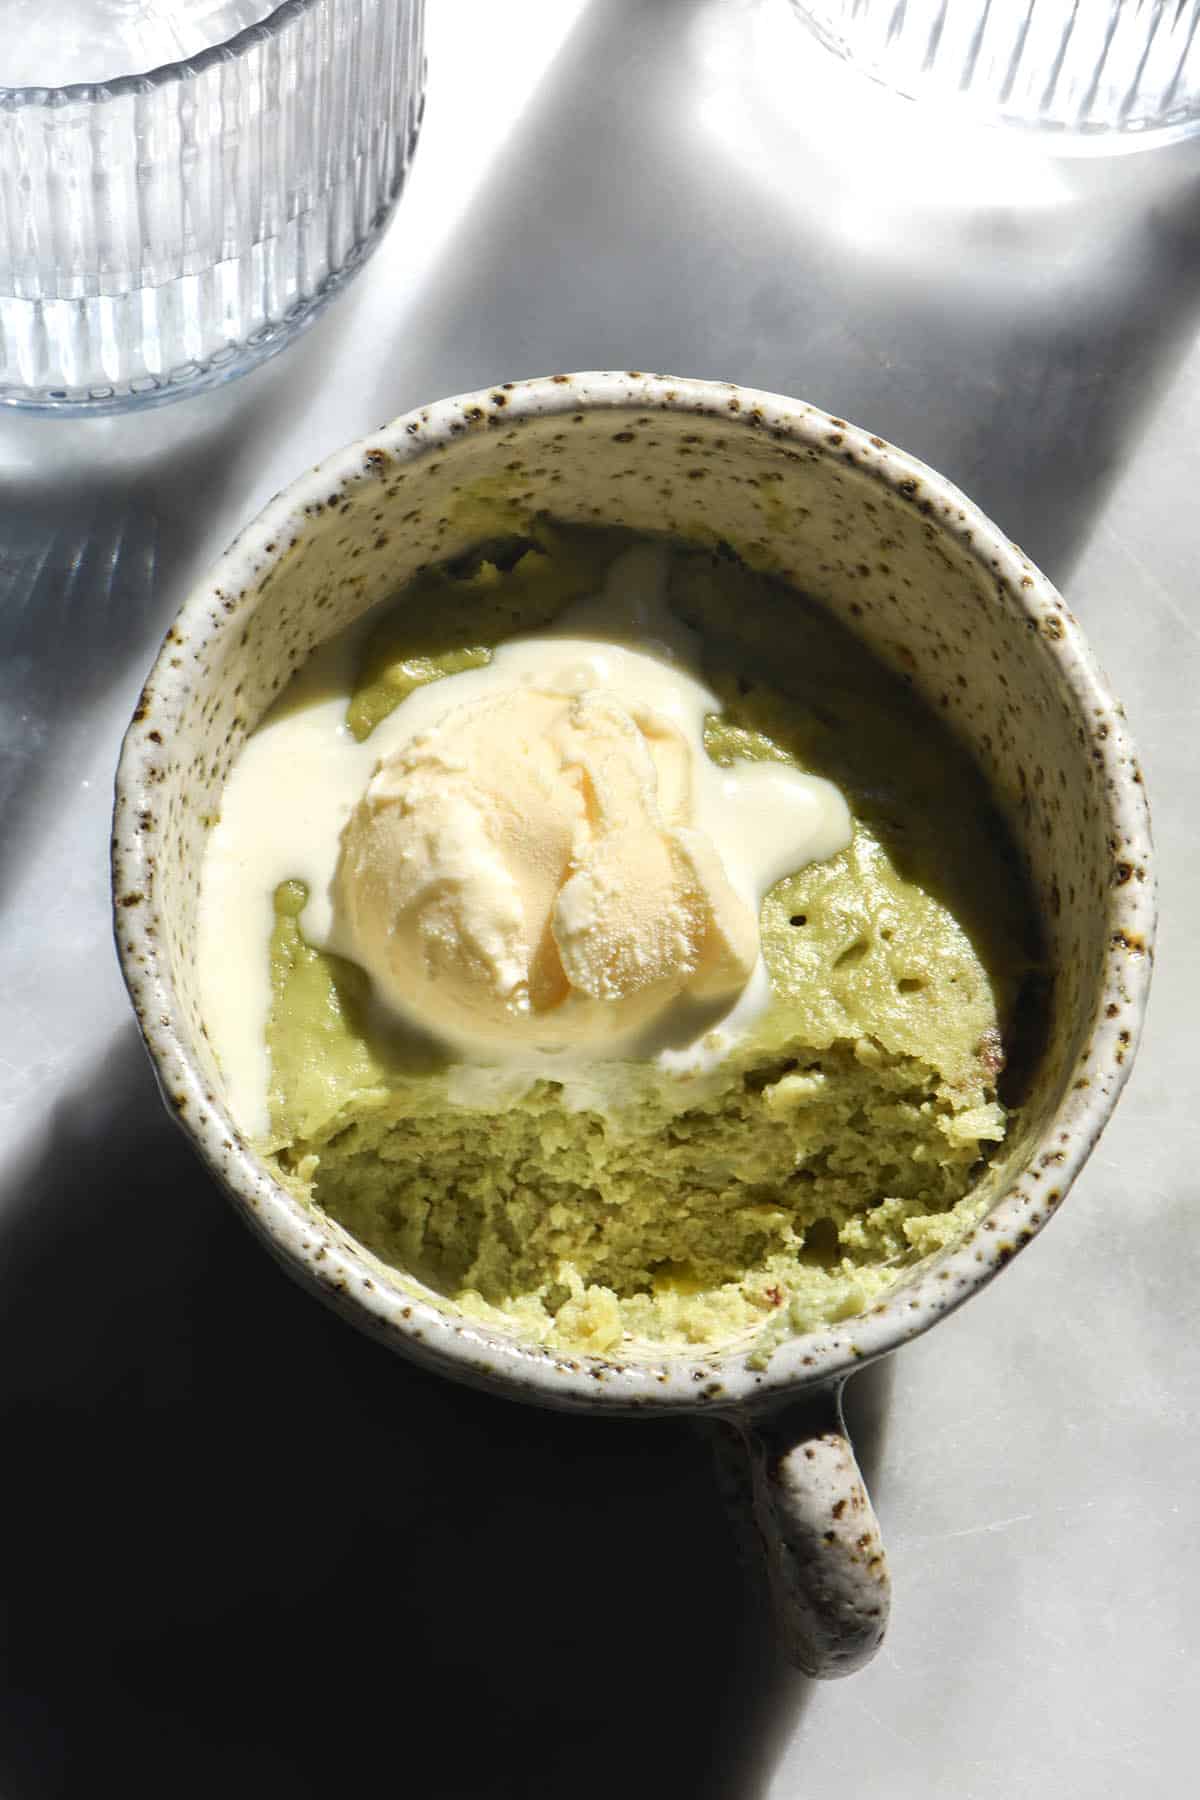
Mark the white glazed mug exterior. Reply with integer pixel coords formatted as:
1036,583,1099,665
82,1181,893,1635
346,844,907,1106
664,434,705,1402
112,373,1154,1675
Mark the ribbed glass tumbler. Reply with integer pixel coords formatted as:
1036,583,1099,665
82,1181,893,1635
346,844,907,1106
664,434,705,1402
0,0,426,413
788,1,1200,147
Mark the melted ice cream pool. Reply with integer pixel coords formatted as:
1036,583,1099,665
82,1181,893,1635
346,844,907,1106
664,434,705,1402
197,543,852,1136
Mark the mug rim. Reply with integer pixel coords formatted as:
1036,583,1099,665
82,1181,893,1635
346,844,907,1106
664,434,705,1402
112,370,1155,1416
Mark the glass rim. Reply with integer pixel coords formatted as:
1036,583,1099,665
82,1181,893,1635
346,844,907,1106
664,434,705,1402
0,0,323,111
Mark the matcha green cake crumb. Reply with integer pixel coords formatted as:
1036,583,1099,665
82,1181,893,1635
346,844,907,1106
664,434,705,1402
261,523,1042,1359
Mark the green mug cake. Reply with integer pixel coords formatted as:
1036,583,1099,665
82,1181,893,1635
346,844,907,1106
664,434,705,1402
196,516,1041,1360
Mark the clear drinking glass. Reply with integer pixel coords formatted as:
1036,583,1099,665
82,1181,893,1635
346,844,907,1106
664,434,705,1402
788,0,1200,147
0,1,426,412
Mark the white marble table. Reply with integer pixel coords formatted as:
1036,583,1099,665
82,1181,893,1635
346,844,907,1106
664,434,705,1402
1,3,1195,1793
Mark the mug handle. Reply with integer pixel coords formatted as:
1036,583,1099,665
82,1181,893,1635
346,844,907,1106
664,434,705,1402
704,1377,890,1676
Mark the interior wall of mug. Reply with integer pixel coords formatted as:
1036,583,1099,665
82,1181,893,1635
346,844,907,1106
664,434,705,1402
141,401,1121,1318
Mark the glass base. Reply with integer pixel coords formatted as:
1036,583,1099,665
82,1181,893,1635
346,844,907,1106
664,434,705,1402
0,202,393,417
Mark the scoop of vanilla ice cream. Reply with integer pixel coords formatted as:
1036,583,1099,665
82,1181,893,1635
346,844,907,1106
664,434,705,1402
334,683,759,1049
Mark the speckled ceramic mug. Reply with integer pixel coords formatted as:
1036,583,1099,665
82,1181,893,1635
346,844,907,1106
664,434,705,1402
112,373,1154,1677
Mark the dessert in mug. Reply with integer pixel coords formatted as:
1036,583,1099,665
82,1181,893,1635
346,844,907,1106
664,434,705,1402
197,521,1041,1356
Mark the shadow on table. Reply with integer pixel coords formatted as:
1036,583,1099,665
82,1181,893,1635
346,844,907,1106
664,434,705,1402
0,372,267,911
0,1027,894,1800
0,262,376,914
363,0,1200,591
